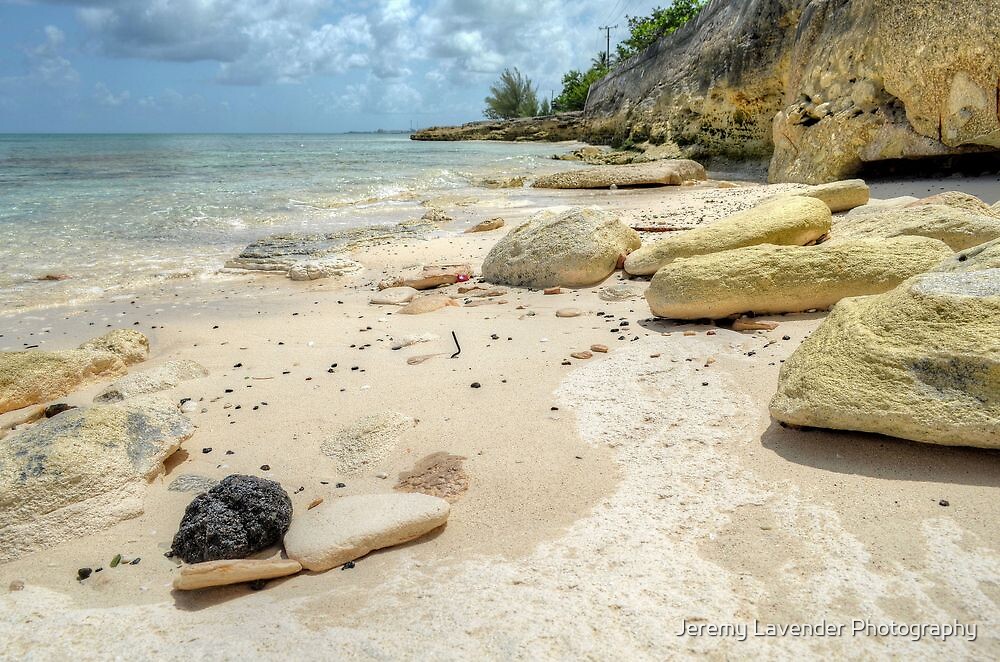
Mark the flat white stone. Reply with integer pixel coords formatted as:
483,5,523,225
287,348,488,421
283,493,450,572
173,559,302,590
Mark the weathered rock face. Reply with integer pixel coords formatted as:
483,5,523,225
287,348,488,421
769,0,1000,183
283,493,450,572
586,0,805,160
532,160,706,189
646,237,951,319
625,197,831,276
482,208,640,288
169,475,293,564
95,360,209,403
0,398,193,562
831,205,1000,251
0,330,150,415
770,269,1000,448
584,0,999,183
907,192,998,217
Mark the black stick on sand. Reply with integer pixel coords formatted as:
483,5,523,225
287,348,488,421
450,331,461,359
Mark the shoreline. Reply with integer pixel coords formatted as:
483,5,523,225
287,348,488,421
1,170,999,658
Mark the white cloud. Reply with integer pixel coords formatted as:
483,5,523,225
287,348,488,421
26,25,79,86
93,81,129,106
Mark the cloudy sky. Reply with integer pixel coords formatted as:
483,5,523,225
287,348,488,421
0,0,664,133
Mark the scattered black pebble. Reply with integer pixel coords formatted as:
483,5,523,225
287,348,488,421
233,363,243,368
341,561,356,570
939,500,950,507
130,558,140,565
225,389,234,393
202,448,213,454
336,482,346,488
551,407,559,411
470,382,481,388
260,464,271,471
782,335,791,341
702,382,709,386
77,568,92,581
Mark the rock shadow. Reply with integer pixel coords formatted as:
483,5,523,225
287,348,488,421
760,419,1000,487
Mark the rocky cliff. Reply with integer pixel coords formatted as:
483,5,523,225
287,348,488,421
586,0,1000,183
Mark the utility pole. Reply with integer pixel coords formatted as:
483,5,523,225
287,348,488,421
599,25,617,66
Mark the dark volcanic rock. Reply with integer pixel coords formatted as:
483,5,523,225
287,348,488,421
169,475,292,563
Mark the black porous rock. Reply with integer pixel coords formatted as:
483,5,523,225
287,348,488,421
169,474,292,563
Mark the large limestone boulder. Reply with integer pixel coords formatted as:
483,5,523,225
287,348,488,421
625,197,831,276
482,208,640,288
766,179,870,213
770,269,1000,448
94,360,209,403
532,160,706,189
0,397,193,562
0,330,150,415
831,205,1000,251
284,493,450,572
646,237,951,319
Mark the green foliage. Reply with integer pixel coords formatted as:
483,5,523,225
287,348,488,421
616,0,707,62
484,68,540,120
552,57,609,112
539,98,552,116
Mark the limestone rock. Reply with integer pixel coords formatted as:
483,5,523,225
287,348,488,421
831,205,1000,251
771,179,870,213
226,222,433,274
770,269,1000,448
625,197,831,276
466,218,505,233
322,411,415,474
168,474,219,493
906,192,997,217
78,329,149,366
283,493,450,572
933,239,1000,273
0,398,193,562
398,294,460,315
370,287,420,305
0,329,150,415
169,475,293,564
287,256,362,281
482,208,640,288
478,176,524,189
599,284,639,301
846,196,920,216
173,559,302,591
532,160,706,189
646,237,951,319
94,360,209,403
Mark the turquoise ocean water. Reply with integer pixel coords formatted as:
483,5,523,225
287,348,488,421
0,133,574,312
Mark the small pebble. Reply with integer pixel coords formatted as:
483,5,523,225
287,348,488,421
470,382,481,389
9,580,25,592
260,464,271,471
77,568,92,581
939,500,950,507
590,344,609,353
570,351,593,360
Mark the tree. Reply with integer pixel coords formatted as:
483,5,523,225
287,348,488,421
484,68,539,120
539,98,552,116
552,55,609,112
616,1,707,62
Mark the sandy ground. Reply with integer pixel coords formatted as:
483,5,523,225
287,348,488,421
1,175,998,660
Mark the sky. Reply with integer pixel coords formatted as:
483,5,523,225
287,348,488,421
0,0,665,133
